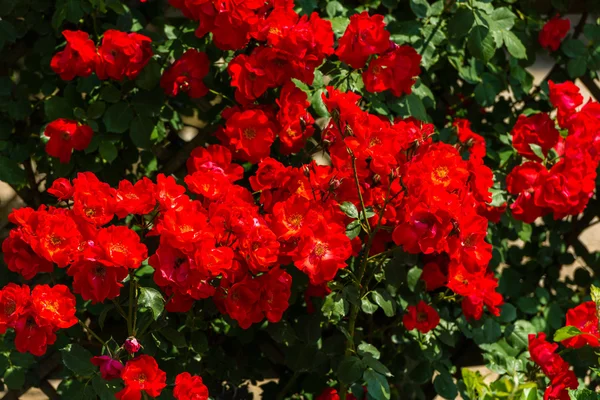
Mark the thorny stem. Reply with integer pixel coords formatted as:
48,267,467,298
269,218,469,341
127,272,136,336
111,299,128,320
349,151,371,235
78,319,106,348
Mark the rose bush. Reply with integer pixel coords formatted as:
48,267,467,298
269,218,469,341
2,0,600,399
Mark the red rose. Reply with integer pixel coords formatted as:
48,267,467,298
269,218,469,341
0,284,30,333
561,301,600,349
539,16,570,52
48,178,74,201
511,113,560,161
115,177,157,218
453,118,486,160
402,300,440,333
174,372,209,400
161,49,210,98
72,172,117,226
96,30,153,81
67,260,128,304
31,284,78,329
363,45,421,97
94,225,148,269
116,355,167,400
420,261,447,291
249,157,287,191
50,30,98,81
44,119,93,164
14,314,57,356
549,80,583,113
336,12,390,69
277,82,315,155
91,356,124,380
217,106,278,163
2,230,54,280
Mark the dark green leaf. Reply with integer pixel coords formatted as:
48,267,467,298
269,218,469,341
371,290,395,317
92,376,122,400
361,297,378,314
567,57,587,78
498,303,517,323
448,8,474,38
87,102,106,120
363,355,391,377
3,367,25,390
468,25,496,62
61,344,96,376
503,31,527,59
357,343,380,360
410,0,430,18
364,369,391,400
45,96,73,120
135,58,161,91
130,115,154,149
434,369,458,399
337,356,364,384
561,39,586,58
407,266,422,292
159,327,186,348
0,156,26,186
99,141,118,163
104,103,133,134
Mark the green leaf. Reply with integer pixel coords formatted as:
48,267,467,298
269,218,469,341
569,388,600,400
410,0,430,18
503,31,527,59
0,20,17,50
130,115,153,149
567,57,587,78
584,24,600,41
159,327,186,348
518,223,532,242
561,39,586,58
92,376,122,400
61,344,96,376
0,156,26,185
361,297,378,314
528,143,545,160
364,369,391,400
342,285,360,307
104,103,133,134
357,342,380,360
337,356,364,384
363,355,392,377
553,326,583,342
517,297,538,314
371,289,396,317
491,7,516,30
434,369,458,399
325,1,344,18
498,303,517,323
407,266,422,292
87,101,106,120
100,85,121,103
340,202,359,218
135,58,161,91
3,367,25,390
468,25,496,62
346,220,362,240
45,96,73,120
448,8,474,38
138,287,165,320
99,141,118,163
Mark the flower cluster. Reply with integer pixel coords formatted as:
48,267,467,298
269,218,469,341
51,29,152,81
507,80,598,223
0,284,77,356
560,301,600,348
42,118,93,163
528,333,577,399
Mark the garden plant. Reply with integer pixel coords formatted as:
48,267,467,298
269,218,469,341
2,0,600,399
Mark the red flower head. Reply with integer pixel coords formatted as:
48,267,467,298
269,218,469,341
539,16,570,52
249,157,288,191
95,226,148,269
124,337,142,354
2,230,54,279
68,260,128,303
240,222,280,273
561,301,600,348
511,113,560,161
293,219,352,285
44,119,93,164
363,45,421,97
277,82,315,155
453,118,486,160
50,30,98,81
155,202,211,251
115,178,157,218
14,314,57,356
48,178,74,201
161,49,210,98
218,107,278,163
116,355,167,400
336,12,390,69
258,267,292,324
72,172,117,226
173,372,210,400
187,144,244,181
403,301,440,333
420,259,447,291
31,284,77,329
228,50,275,104
155,173,189,211
549,80,583,114
0,284,30,333
91,356,124,381
96,30,153,81
528,332,577,398
224,276,264,329
545,370,578,400
35,211,81,268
